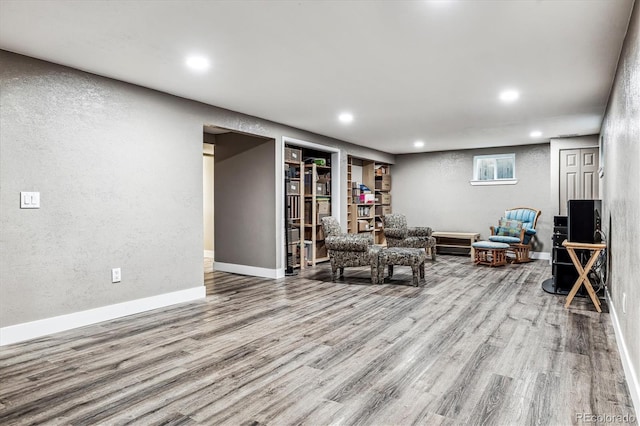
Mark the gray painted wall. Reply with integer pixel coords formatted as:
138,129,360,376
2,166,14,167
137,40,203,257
600,1,639,406
0,51,392,328
393,143,553,253
1,52,206,327
214,133,275,268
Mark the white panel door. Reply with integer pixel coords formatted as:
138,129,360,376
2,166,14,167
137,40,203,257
581,149,599,199
559,147,599,215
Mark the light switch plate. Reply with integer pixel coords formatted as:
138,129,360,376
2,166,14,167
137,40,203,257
112,268,121,283
20,192,40,209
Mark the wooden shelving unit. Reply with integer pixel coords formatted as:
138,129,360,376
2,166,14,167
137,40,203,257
347,161,353,234
285,146,304,269
285,145,332,268
304,163,331,265
374,163,391,245
347,156,391,245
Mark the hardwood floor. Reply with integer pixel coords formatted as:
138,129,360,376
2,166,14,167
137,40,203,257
1,256,635,425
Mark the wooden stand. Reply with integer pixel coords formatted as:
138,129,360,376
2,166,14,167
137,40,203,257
562,241,606,313
432,232,480,259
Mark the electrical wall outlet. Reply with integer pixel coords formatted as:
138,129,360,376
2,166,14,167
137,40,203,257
111,268,121,283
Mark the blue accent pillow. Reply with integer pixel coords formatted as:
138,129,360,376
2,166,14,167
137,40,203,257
497,218,523,237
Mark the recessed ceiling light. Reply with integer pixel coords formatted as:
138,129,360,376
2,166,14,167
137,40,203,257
427,0,457,6
414,140,425,148
530,130,542,138
186,55,210,72
499,89,519,103
338,112,354,124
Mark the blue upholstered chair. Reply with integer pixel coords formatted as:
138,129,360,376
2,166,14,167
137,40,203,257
489,207,541,263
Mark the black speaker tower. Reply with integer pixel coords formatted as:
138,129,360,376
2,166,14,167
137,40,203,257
542,199,603,296
568,199,602,243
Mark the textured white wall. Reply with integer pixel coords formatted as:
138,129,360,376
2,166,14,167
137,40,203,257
0,52,206,326
393,143,553,253
0,51,392,328
600,2,640,408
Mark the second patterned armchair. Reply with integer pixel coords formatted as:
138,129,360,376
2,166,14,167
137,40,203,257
383,213,437,260
321,216,378,282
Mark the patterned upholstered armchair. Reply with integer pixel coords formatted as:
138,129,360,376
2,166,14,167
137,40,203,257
321,216,378,282
489,207,541,263
383,213,437,260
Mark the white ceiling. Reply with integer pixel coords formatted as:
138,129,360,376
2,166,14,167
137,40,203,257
0,0,634,154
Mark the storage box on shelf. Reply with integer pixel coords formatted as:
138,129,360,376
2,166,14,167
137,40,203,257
305,182,329,195
375,174,391,191
375,205,392,217
358,219,372,232
286,181,300,195
285,147,302,163
305,200,330,223
378,192,391,205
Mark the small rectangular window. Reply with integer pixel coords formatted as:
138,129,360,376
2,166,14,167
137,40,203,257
471,153,517,185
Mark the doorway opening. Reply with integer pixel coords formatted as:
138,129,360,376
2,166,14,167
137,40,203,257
203,125,277,278
203,142,215,274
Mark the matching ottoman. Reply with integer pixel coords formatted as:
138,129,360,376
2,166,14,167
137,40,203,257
472,241,509,267
376,247,427,286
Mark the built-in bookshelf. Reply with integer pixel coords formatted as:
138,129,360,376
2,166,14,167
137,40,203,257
285,145,332,267
285,146,303,269
347,156,391,245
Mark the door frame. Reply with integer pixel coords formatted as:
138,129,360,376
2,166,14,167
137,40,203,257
550,135,600,215
280,136,342,274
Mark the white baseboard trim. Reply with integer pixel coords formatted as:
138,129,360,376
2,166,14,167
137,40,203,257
0,286,206,346
214,262,283,279
606,288,639,417
204,250,214,258
530,251,551,261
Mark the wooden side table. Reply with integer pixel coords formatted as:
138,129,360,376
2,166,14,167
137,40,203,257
562,240,606,313
432,232,481,260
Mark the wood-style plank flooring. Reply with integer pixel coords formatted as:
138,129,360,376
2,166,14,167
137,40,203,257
1,256,636,425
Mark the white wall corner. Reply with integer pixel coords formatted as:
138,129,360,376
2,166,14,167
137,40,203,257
606,288,640,417
0,286,206,346
530,251,551,261
214,262,283,279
